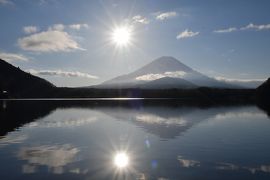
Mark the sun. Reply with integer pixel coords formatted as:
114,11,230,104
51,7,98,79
114,152,129,168
111,26,132,47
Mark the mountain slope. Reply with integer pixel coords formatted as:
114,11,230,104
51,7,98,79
100,56,237,89
130,56,193,75
256,78,270,112
140,77,197,89
0,59,55,98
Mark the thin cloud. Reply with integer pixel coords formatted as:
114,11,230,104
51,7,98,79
48,23,90,31
213,27,237,33
132,15,149,24
214,23,270,34
28,69,99,79
156,11,177,20
177,29,199,39
23,26,39,34
38,0,54,6
0,0,13,5
18,30,84,52
48,24,65,31
69,23,89,30
215,76,266,83
136,73,165,81
0,52,29,62
136,71,186,81
241,23,270,31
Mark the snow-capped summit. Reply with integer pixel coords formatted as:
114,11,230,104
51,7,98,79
131,56,193,75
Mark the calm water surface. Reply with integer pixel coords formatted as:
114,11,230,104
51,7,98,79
0,100,270,180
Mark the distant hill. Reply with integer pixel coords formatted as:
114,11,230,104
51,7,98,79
256,78,270,114
0,59,55,98
257,78,270,102
97,56,239,89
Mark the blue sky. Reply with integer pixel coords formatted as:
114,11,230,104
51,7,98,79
0,0,269,87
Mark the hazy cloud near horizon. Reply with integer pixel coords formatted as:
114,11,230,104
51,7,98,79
0,52,29,62
136,71,186,81
28,69,98,79
214,76,265,83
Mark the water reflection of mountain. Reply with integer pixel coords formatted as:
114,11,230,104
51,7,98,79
2,100,267,140
96,107,212,139
0,100,121,136
0,100,57,136
1,100,206,136
97,106,264,140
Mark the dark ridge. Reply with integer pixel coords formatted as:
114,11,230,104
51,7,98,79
256,77,270,116
0,59,55,98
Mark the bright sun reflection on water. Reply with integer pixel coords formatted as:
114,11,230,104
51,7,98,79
114,152,129,168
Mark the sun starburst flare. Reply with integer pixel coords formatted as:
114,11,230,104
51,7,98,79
111,26,132,47
114,152,129,168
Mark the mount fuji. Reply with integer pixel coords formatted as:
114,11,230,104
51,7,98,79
95,56,240,89
96,56,239,89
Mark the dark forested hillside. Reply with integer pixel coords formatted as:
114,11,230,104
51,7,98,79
256,78,270,115
0,59,55,98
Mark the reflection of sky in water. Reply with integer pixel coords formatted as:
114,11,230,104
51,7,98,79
177,156,200,168
136,114,188,126
0,104,270,179
17,144,79,174
25,108,98,128
0,133,28,146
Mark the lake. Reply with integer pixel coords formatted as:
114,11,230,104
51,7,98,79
0,100,270,180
